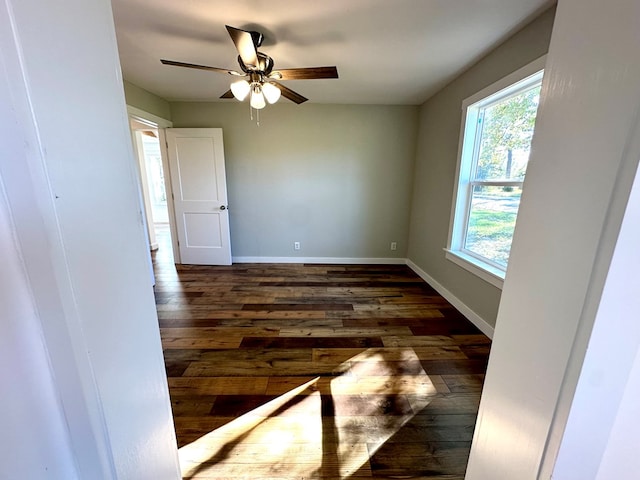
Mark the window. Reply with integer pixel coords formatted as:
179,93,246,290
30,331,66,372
446,58,544,288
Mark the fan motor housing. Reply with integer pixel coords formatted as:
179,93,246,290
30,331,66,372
238,52,273,75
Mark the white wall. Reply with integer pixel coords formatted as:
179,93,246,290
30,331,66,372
551,117,640,477
124,80,172,121
170,102,418,261
594,348,640,478
1,0,180,478
0,180,78,479
466,0,640,478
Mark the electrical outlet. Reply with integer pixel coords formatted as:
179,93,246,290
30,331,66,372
390,242,397,251
294,241,301,250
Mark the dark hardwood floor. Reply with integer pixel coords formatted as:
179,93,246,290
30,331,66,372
152,225,491,479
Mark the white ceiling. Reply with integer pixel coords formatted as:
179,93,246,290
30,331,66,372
111,0,554,105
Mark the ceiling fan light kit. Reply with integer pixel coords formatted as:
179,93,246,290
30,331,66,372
230,77,281,109
160,24,338,119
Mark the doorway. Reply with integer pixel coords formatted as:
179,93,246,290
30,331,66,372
139,130,174,260
127,106,177,264
141,132,169,225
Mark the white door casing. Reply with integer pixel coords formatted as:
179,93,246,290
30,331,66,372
166,128,232,265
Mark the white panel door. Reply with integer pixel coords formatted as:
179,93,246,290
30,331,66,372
166,128,231,265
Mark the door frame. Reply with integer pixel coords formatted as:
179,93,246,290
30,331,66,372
126,106,181,263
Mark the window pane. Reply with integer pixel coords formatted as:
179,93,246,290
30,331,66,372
464,185,522,267
475,85,541,181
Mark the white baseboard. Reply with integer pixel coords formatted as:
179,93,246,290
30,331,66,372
406,259,495,339
232,256,406,265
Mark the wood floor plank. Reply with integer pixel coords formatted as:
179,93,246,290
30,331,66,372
312,346,466,364
343,317,447,327
382,335,460,347
420,359,489,375
160,326,281,338
171,398,217,417
407,393,482,415
264,374,449,396
242,303,354,311
161,337,243,349
151,226,491,479
157,310,327,320
441,374,486,393
159,318,224,328
161,318,346,328
408,320,482,335
182,360,350,378
369,441,471,476
219,318,345,328
156,303,244,311
450,334,493,345
168,377,269,396
197,348,314,363
278,326,413,337
240,336,385,349
329,308,445,319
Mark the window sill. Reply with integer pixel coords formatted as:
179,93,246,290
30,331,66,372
444,249,505,289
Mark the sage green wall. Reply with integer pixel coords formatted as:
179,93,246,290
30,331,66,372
123,80,171,120
170,102,418,259
407,6,556,328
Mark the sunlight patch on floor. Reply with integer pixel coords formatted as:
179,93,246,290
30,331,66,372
177,348,441,479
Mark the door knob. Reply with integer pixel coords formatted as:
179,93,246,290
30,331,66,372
220,205,227,210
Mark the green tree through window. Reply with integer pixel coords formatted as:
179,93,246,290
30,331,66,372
476,86,541,182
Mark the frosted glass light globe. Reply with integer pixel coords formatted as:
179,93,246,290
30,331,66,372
262,82,281,104
250,87,266,109
230,79,250,101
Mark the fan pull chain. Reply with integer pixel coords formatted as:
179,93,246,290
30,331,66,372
249,105,260,127
248,104,260,126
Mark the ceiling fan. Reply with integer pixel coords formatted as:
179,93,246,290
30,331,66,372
161,25,339,109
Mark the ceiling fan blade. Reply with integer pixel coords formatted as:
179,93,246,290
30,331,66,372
225,25,259,69
271,66,338,80
160,59,235,74
220,90,234,99
273,82,308,104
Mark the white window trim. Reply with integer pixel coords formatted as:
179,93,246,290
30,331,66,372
446,56,546,289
